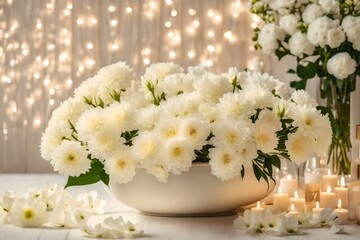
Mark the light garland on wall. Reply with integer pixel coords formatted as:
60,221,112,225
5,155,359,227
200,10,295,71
0,0,264,172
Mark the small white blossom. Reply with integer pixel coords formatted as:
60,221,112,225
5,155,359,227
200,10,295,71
327,52,356,79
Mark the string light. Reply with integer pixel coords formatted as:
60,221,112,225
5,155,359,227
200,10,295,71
111,19,117,27
87,42,94,49
165,21,172,28
188,9,196,16
108,5,116,12
169,51,176,59
187,50,195,59
207,31,215,38
207,45,215,53
112,43,119,50
126,7,133,14
171,10,177,17
76,18,84,25
143,58,150,65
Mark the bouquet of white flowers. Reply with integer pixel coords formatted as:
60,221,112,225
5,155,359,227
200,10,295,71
250,0,360,174
41,61,331,187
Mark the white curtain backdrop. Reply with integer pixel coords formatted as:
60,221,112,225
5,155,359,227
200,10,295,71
0,0,316,173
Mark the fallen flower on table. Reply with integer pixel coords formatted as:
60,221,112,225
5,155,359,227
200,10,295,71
233,207,344,236
0,181,105,228
82,216,144,239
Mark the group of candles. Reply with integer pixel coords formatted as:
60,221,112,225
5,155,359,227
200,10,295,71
253,171,353,225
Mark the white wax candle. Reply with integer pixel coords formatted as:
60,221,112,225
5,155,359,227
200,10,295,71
286,204,299,218
321,170,338,192
348,185,360,220
289,190,306,213
320,186,336,209
312,201,323,218
279,175,298,197
273,186,289,213
334,176,348,209
334,199,348,225
251,201,264,217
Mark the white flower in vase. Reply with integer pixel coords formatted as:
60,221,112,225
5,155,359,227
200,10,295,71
217,92,255,120
134,104,161,130
269,0,296,11
146,163,170,183
290,106,325,138
319,0,339,14
76,107,105,142
163,139,195,175
193,72,232,102
289,32,315,58
159,73,194,97
326,52,357,80
313,115,332,156
253,120,279,154
51,141,90,177
209,147,242,180
103,101,134,131
179,117,210,150
237,141,258,169
327,27,345,48
104,148,137,184
302,4,324,24
273,98,296,119
279,14,300,35
285,131,314,165
342,16,360,51
291,90,317,108
132,131,162,166
258,23,285,54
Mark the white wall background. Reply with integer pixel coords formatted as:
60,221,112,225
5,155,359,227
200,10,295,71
0,0,315,173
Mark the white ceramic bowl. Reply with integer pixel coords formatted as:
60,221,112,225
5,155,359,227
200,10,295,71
109,163,275,216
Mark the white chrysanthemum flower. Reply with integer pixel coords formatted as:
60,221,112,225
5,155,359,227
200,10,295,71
258,23,285,54
146,163,170,183
269,0,296,10
199,102,220,124
307,16,339,47
273,99,296,119
291,90,317,107
74,77,99,100
0,191,15,224
154,117,180,139
161,92,202,118
217,92,255,120
121,90,149,109
87,127,124,161
302,4,324,24
51,141,90,177
257,109,282,132
163,139,194,174
9,198,47,228
103,101,134,131
209,147,242,181
327,27,345,49
286,131,314,165
327,52,356,80
289,31,315,57
40,123,72,161
243,85,275,110
212,120,250,150
279,14,299,35
179,117,209,149
193,72,232,101
104,148,136,184
134,105,161,130
187,65,207,78
252,120,278,154
290,106,328,138
237,141,258,168
76,108,105,142
159,73,194,97
132,131,162,164
94,61,134,91
242,71,281,93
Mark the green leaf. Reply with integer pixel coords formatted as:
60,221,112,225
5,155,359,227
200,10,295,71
253,162,262,181
240,165,245,179
275,49,288,61
290,79,308,90
100,169,110,186
270,155,281,169
287,69,296,74
264,157,273,177
296,63,317,80
65,161,104,188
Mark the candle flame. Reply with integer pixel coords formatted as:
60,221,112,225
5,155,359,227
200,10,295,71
291,203,295,211
287,174,292,180
338,199,342,209
278,186,282,194
294,190,298,198
316,201,319,209
340,176,345,187
327,169,331,175
327,186,331,193
257,201,260,208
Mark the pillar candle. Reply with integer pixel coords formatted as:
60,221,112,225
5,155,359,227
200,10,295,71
312,201,323,218
273,186,289,213
286,203,298,218
348,184,360,220
320,186,336,209
305,182,321,202
334,176,348,209
279,174,298,197
251,201,264,217
289,190,306,213
334,199,348,225
321,170,338,192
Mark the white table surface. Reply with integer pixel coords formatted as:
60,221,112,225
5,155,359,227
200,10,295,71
0,174,359,240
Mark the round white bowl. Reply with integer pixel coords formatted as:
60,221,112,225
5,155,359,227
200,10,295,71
109,163,275,216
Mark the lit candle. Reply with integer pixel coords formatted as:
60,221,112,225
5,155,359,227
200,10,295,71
251,201,264,217
289,190,306,213
273,186,289,213
321,170,338,192
287,204,299,218
334,199,348,225
279,174,298,197
348,185,360,220
312,201,323,218
320,186,336,209
334,176,348,209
